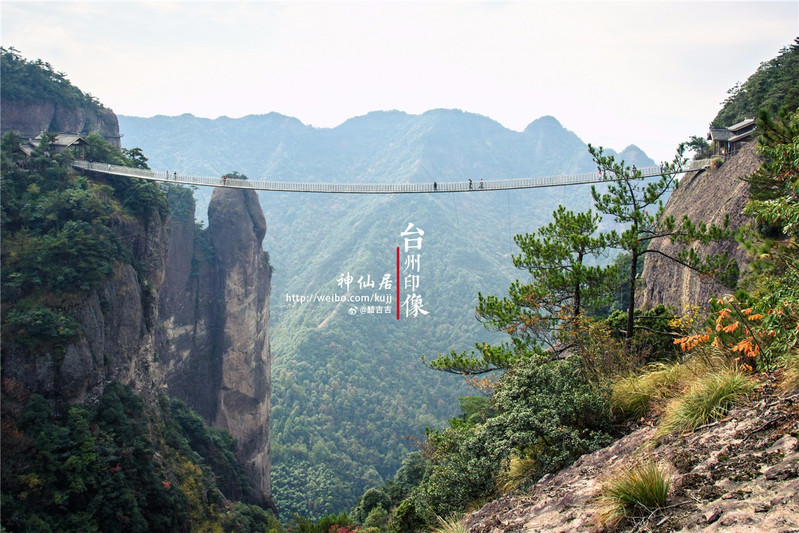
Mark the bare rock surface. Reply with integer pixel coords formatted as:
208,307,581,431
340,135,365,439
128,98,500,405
638,142,762,311
464,384,799,532
1,100,121,147
158,187,272,503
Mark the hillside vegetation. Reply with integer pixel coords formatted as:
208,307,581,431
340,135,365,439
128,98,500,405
120,106,655,520
0,53,280,531
315,40,798,533
713,38,799,127
0,46,105,109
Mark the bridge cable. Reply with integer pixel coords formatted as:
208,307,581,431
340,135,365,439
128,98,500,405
507,189,513,257
451,193,460,231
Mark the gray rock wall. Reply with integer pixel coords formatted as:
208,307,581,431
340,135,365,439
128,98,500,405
638,141,762,311
157,187,272,502
1,100,121,147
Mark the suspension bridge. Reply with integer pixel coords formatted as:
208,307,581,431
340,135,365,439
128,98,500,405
73,159,710,194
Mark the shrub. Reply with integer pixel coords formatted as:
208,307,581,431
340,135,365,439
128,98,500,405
605,305,682,364
497,452,539,494
486,356,614,476
389,497,428,533
363,506,389,529
4,305,79,353
421,424,497,518
351,487,391,523
598,460,671,528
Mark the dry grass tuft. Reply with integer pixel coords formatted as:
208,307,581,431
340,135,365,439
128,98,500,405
497,453,538,494
598,460,671,529
610,362,687,419
782,351,799,391
432,514,468,533
658,370,756,435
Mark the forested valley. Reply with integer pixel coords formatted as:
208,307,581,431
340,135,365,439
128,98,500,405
120,90,655,522
2,38,798,533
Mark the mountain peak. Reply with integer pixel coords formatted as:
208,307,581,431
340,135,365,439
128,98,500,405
619,144,656,167
523,115,564,134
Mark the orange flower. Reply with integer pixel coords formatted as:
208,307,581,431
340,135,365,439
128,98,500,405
731,338,759,357
723,321,740,334
674,333,709,352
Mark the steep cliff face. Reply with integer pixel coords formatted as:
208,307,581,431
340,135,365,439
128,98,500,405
157,187,272,504
2,206,169,405
638,141,762,310
1,100,122,147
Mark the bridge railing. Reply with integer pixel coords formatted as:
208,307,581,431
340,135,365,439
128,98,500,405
72,160,707,194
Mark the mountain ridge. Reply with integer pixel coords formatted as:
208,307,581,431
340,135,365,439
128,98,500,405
119,108,656,518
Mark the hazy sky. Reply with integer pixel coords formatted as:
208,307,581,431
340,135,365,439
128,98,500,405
2,1,797,162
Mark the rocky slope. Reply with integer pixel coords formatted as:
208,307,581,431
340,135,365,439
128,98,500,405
157,186,273,504
638,141,762,311
464,383,799,532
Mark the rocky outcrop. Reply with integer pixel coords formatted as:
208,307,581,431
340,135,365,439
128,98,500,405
157,187,272,504
464,385,799,532
638,141,762,311
1,100,121,147
1,207,169,405
1,164,273,508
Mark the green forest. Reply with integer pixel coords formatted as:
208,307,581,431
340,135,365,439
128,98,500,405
299,39,799,533
0,46,105,108
118,80,655,520
2,39,798,533
0,137,280,531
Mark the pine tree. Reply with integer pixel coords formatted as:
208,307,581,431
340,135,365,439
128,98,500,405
424,207,616,374
589,143,736,351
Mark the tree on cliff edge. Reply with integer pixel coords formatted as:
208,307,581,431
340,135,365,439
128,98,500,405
424,206,617,374
589,144,737,351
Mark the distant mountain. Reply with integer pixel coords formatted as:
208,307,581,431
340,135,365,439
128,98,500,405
120,110,647,184
119,109,655,518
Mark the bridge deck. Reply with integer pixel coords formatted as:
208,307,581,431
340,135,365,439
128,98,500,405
73,159,709,194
